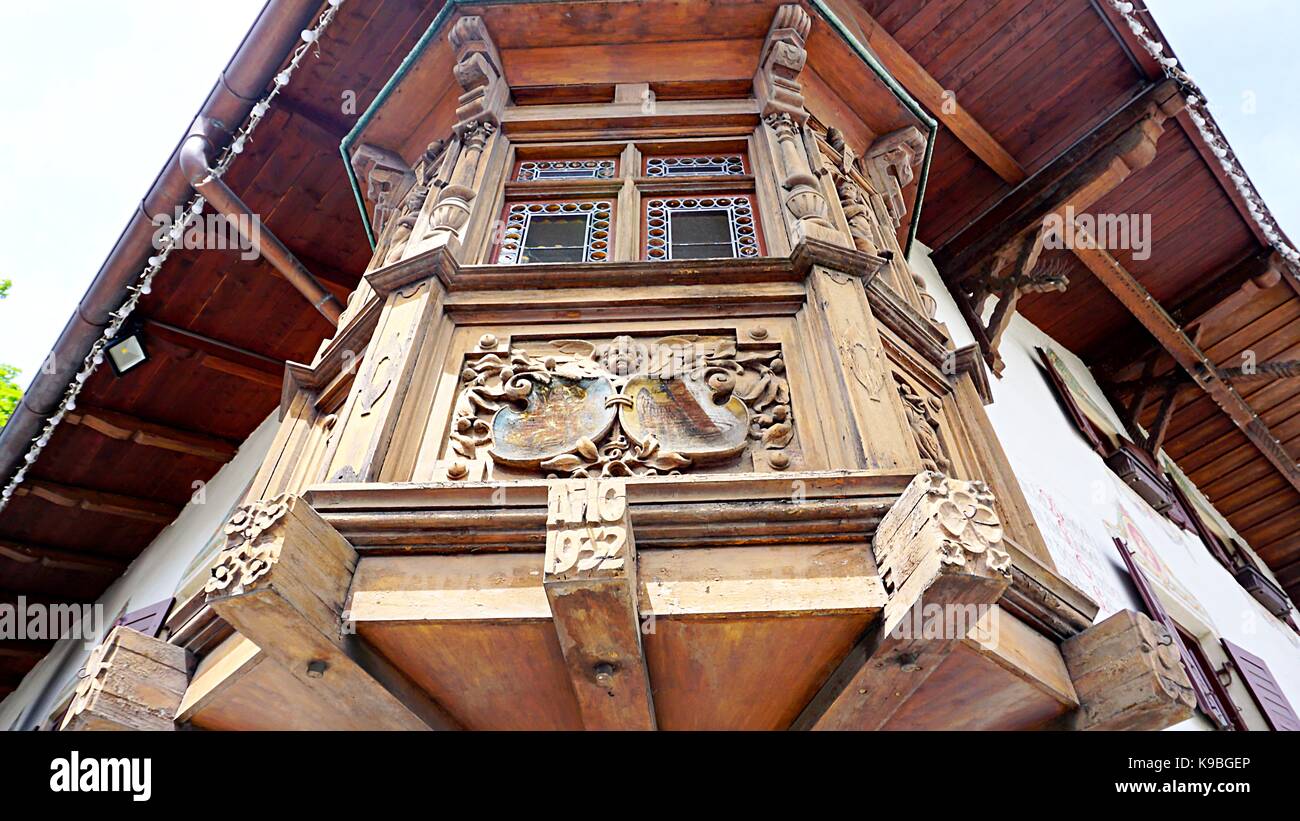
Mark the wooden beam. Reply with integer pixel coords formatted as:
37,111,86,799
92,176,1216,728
16,479,179,525
935,80,1185,279
65,406,238,462
821,0,1025,185
142,319,285,390
794,472,1013,730
60,626,190,732
543,479,656,730
0,640,54,661
1059,609,1196,731
0,538,126,575
205,494,458,730
1070,226,1300,494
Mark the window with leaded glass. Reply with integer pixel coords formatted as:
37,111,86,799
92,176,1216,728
644,196,761,261
495,200,612,264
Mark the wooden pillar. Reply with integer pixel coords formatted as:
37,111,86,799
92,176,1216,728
544,478,656,730
60,627,190,731
794,471,1013,729
204,494,456,730
1060,609,1197,731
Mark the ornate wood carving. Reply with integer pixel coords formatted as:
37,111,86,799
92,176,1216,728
374,140,450,269
351,143,414,240
448,334,798,476
545,478,631,580
204,494,456,730
895,375,950,472
795,471,1014,730
863,127,927,231
60,626,189,732
204,494,293,596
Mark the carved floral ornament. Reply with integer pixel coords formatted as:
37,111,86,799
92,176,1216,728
204,494,293,596
449,335,796,477
916,472,1012,576
66,637,113,720
1137,615,1198,708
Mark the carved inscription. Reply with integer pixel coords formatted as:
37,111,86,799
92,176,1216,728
546,478,630,580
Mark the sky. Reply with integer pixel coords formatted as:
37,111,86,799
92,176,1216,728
0,1,1298,386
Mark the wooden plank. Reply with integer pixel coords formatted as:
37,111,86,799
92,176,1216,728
820,0,1026,185
0,538,126,574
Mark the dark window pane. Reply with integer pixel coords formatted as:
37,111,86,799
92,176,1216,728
522,214,588,262
670,210,733,259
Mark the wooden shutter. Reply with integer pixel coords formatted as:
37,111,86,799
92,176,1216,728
115,597,174,639
1221,639,1300,731
1113,538,1237,730
1164,471,1236,571
1036,347,1108,455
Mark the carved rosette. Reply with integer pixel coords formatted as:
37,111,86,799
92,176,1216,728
874,472,1012,601
447,334,797,477
204,494,293,596
1137,614,1198,709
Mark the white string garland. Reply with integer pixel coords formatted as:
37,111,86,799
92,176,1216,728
1108,0,1300,273
0,0,346,513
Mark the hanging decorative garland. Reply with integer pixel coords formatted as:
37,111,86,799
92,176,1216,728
1106,0,1300,273
0,0,347,513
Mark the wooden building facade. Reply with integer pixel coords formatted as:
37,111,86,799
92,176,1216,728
2,0,1298,732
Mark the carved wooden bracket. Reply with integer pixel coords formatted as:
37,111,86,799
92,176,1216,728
1060,609,1197,731
544,478,656,729
795,471,1014,729
351,143,415,240
204,494,457,730
60,626,190,731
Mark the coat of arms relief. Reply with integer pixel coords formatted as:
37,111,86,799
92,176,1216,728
448,333,797,477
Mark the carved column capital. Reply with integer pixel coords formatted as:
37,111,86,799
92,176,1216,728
449,15,507,133
755,4,811,122
864,127,927,228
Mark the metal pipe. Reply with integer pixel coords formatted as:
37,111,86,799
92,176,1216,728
180,126,343,325
0,0,324,485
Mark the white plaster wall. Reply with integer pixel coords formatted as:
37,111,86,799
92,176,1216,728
0,412,278,730
913,243,1300,729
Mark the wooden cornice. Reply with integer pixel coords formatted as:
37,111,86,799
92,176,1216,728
819,0,1025,185
0,537,126,574
15,479,180,525
65,405,239,463
1069,228,1300,494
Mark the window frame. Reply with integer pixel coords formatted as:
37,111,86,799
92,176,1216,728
492,198,614,265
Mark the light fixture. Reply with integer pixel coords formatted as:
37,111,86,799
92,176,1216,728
105,323,149,376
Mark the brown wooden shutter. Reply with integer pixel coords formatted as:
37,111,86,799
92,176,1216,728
1164,471,1236,571
1221,639,1300,731
1113,538,1237,730
115,597,174,639
1036,347,1108,455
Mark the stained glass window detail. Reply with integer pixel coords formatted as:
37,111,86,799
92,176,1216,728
645,155,746,177
516,160,617,181
497,201,612,264
644,197,760,261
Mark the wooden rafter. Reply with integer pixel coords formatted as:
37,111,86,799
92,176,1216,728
142,319,285,390
1070,227,1300,493
15,479,180,525
0,538,127,574
65,406,239,462
820,0,1026,185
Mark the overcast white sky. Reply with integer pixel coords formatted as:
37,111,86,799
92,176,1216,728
0,1,1296,387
